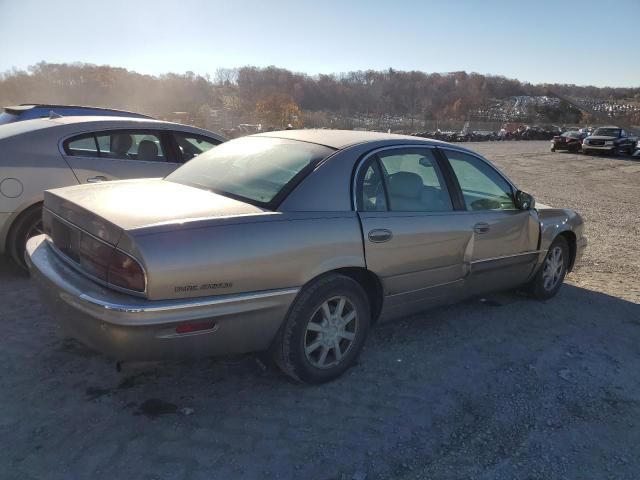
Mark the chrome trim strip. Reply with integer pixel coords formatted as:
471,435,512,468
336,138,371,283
469,250,543,265
77,287,301,313
386,278,463,298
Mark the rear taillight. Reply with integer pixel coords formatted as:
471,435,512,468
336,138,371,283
107,249,146,293
77,234,145,293
78,233,112,280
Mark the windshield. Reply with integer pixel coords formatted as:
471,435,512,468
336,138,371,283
166,136,334,206
593,128,620,137
0,111,20,125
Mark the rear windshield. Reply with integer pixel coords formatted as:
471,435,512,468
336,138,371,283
561,131,581,138
0,111,20,125
593,128,620,137
166,136,334,206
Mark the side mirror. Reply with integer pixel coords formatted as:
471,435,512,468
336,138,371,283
515,190,535,210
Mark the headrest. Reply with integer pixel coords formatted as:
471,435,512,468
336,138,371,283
387,171,423,198
110,134,133,155
137,140,158,161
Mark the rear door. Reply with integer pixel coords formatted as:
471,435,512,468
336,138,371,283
356,147,469,318
62,129,179,183
439,148,539,294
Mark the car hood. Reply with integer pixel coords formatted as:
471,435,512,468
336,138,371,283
44,178,268,241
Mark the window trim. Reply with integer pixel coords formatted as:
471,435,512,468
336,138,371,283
171,132,223,164
60,128,177,163
437,146,519,212
353,144,457,213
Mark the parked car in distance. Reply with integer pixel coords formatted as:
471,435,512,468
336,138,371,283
0,104,153,125
1,116,225,268
550,131,588,153
581,126,635,155
27,130,587,384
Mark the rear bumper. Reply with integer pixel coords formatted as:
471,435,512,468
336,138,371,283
26,235,297,361
582,145,615,153
551,142,580,151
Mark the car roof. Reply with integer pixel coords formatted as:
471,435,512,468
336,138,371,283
0,116,225,141
4,104,153,118
255,129,455,150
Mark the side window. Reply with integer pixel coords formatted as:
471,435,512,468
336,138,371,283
174,133,220,163
445,150,516,211
621,130,626,138
377,149,452,212
358,159,387,211
95,131,165,162
65,134,98,157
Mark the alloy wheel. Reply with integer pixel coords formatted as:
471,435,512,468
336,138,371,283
542,245,564,291
304,296,358,369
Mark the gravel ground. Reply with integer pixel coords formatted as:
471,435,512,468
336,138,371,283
1,140,639,480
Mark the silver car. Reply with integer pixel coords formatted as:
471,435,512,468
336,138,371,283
0,116,225,267
27,130,587,383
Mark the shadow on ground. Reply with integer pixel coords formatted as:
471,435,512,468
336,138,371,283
1,259,639,479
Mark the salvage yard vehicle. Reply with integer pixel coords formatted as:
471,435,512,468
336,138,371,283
0,116,225,268
550,130,588,153
581,126,635,155
26,130,587,384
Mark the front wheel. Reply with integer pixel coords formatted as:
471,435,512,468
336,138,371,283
528,236,569,300
272,274,370,383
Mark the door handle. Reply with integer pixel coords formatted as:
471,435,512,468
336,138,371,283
87,176,108,183
368,229,393,243
474,222,490,234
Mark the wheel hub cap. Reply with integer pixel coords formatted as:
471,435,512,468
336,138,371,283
304,296,358,369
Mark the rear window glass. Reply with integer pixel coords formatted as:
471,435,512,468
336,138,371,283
561,132,581,138
66,135,98,156
166,137,334,206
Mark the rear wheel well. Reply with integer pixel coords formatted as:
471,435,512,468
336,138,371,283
558,230,577,271
333,267,384,324
7,202,43,265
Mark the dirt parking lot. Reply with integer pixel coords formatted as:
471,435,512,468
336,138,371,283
1,140,639,480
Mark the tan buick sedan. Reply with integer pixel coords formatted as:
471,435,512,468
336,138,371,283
0,116,225,268
27,130,586,383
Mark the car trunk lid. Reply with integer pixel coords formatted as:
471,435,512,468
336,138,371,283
44,178,267,241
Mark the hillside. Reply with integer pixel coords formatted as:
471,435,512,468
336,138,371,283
1,63,639,135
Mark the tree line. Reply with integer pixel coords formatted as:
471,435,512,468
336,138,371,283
1,62,638,132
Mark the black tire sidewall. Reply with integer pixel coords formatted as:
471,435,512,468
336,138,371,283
276,274,371,384
8,206,43,269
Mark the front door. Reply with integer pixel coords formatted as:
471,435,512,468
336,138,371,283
62,130,180,184
439,148,539,294
356,147,469,319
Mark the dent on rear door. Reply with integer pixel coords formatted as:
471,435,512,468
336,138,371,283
359,211,471,314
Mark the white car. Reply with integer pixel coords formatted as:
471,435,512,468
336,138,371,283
0,116,225,267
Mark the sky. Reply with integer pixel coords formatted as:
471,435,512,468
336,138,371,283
0,0,638,88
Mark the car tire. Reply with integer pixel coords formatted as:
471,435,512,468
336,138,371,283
528,236,569,300
7,204,43,270
272,273,371,384
550,146,556,152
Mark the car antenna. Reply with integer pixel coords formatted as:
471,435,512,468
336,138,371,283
48,110,63,119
